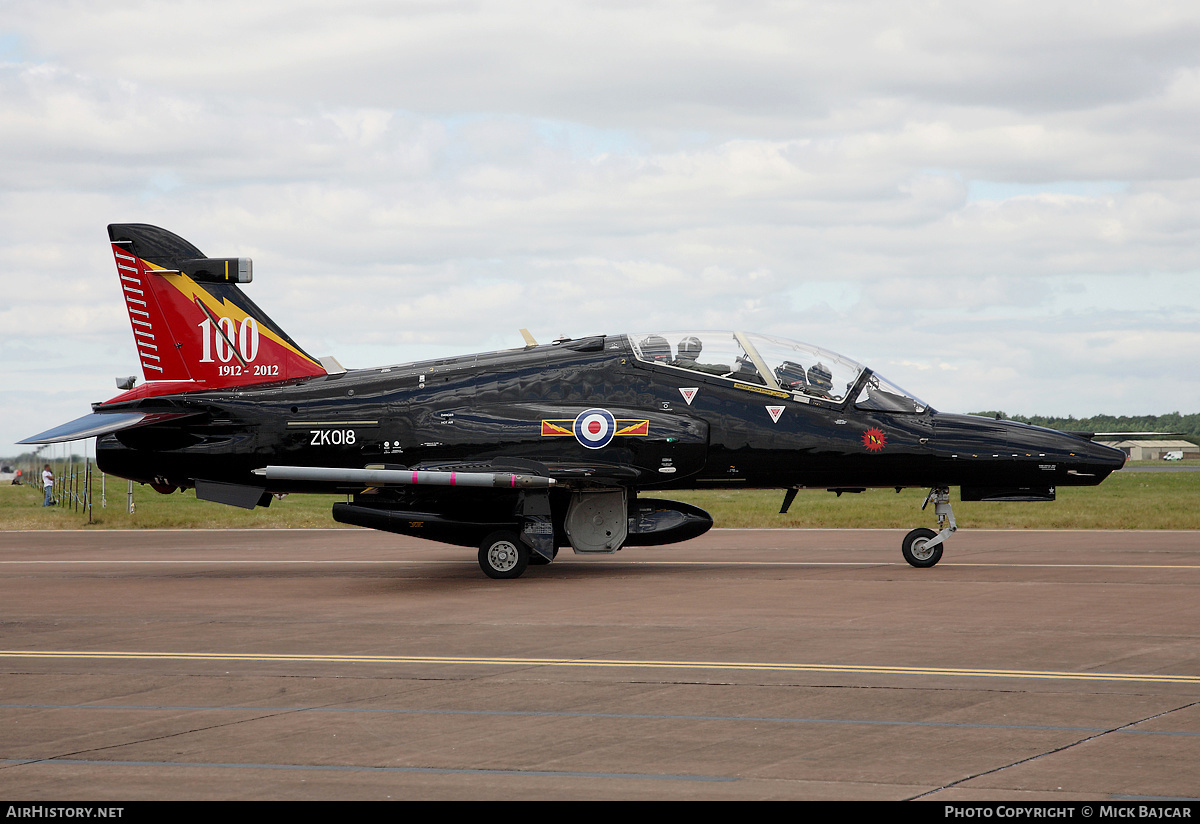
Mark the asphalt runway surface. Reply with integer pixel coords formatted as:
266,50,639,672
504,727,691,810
2,527,1198,801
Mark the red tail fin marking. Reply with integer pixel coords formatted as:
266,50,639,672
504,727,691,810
109,241,326,397
114,244,193,381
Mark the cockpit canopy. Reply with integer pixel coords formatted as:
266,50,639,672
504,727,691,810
629,331,929,414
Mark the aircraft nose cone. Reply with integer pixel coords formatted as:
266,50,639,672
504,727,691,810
934,414,1126,486
1040,427,1125,482
1086,438,1127,471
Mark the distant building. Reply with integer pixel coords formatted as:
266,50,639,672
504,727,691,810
1108,440,1200,461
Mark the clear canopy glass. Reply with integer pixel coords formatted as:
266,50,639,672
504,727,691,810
629,331,928,412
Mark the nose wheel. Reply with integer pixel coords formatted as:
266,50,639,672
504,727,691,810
902,528,942,567
902,487,956,568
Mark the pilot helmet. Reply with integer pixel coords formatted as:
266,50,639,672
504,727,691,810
640,334,672,362
807,362,833,390
775,360,807,389
677,335,703,360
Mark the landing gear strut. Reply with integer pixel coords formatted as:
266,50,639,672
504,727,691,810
902,487,956,568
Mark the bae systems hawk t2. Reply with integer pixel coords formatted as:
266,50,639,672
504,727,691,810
23,224,1126,578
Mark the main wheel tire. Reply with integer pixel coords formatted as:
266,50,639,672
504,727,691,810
901,527,943,568
478,531,530,579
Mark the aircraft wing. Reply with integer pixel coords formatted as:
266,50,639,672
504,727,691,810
20,411,199,444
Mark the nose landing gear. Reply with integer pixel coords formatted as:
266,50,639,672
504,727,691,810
902,487,956,568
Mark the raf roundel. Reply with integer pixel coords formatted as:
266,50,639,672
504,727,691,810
573,408,616,449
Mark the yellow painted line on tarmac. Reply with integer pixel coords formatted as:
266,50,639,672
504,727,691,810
1,650,1197,685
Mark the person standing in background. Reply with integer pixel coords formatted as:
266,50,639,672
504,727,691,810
42,464,54,507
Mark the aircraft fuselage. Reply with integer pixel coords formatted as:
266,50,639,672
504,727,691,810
95,333,1123,499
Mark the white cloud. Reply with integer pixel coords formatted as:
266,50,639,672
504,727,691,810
2,1,1200,452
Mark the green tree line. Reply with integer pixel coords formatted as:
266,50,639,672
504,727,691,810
972,412,1200,442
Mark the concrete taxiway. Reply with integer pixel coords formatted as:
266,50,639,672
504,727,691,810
1,527,1198,800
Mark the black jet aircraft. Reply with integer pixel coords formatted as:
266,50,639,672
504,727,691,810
23,224,1126,578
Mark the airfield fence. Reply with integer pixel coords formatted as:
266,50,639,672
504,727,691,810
14,449,133,522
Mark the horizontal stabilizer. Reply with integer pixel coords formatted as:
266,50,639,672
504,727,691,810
20,412,196,444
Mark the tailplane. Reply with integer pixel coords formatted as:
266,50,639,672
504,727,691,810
107,224,327,399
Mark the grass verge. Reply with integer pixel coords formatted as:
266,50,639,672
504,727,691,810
2,467,1196,531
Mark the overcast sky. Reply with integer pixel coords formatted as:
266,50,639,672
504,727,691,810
3,1,1199,454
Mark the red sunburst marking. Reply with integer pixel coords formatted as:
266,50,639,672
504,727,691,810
862,428,887,452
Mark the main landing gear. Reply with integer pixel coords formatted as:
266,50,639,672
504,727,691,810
901,487,956,568
479,530,530,579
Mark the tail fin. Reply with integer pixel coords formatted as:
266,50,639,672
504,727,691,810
107,224,327,397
